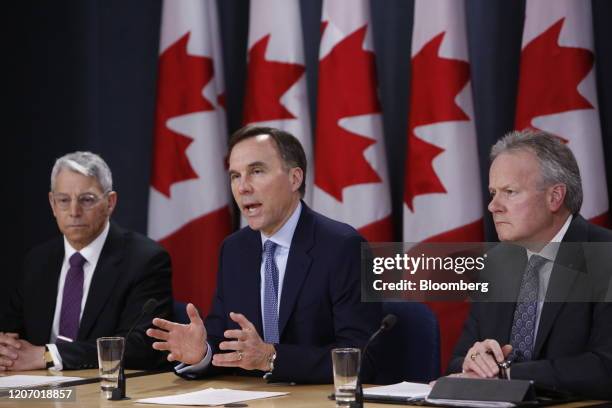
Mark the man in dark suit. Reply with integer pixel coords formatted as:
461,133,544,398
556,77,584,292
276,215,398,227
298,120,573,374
147,126,380,383
0,151,172,371
448,130,612,399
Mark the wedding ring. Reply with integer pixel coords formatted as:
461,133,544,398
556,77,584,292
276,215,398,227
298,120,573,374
237,351,243,361
470,352,479,361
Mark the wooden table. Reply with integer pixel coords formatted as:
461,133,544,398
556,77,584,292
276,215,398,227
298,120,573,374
0,370,605,407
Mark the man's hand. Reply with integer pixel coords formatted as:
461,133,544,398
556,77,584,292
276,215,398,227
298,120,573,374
462,339,513,378
0,334,45,371
213,312,275,371
147,303,207,365
0,332,21,371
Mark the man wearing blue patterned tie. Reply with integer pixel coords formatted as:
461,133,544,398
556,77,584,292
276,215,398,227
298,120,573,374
447,130,612,399
148,126,380,383
0,151,172,371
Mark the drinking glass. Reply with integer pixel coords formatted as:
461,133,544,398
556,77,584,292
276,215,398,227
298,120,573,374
331,348,360,407
96,336,125,399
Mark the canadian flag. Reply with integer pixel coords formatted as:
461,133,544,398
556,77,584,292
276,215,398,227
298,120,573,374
313,0,393,242
148,0,231,314
403,0,484,371
516,0,608,224
242,0,313,204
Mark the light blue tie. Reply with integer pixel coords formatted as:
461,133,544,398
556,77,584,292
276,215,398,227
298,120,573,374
509,254,547,361
263,240,280,343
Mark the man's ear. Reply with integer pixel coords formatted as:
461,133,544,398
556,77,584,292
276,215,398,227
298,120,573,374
289,167,304,193
49,192,57,217
548,183,567,212
107,191,118,215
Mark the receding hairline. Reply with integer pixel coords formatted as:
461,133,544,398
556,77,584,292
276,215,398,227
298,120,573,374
491,147,549,184
229,133,291,168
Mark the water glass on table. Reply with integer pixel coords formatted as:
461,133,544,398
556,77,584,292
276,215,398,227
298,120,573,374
331,347,360,407
96,336,125,399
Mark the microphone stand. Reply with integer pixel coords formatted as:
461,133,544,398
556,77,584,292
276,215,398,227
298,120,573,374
352,314,397,408
109,299,158,400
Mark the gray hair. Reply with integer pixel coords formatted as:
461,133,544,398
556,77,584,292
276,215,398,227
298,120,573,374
50,151,113,193
490,129,582,214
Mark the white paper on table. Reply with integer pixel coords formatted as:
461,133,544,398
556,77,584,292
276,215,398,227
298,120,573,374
364,381,431,399
0,375,83,389
135,388,288,406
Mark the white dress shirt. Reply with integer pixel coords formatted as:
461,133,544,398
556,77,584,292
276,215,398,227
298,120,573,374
526,214,572,338
259,201,302,316
47,221,110,370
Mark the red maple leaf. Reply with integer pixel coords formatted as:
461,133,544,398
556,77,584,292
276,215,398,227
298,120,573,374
315,25,381,202
515,18,594,130
243,35,305,123
151,32,215,197
404,32,470,210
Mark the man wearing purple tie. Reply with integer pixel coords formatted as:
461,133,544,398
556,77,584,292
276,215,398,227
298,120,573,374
0,151,172,371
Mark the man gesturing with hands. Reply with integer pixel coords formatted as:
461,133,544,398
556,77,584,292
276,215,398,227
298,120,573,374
148,307,275,372
148,126,380,383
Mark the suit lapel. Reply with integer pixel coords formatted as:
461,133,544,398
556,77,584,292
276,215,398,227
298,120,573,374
278,204,314,337
78,224,125,340
534,215,587,358
488,244,526,342
36,239,64,343
242,229,264,334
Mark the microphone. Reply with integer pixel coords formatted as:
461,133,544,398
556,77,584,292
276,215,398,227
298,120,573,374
353,314,397,408
110,298,158,400
125,298,158,341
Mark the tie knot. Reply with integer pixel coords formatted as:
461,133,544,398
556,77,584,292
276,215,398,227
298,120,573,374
69,252,86,268
263,240,277,257
528,254,547,271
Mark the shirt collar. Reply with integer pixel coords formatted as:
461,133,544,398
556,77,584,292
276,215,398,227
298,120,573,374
260,202,302,249
526,214,573,262
63,221,111,266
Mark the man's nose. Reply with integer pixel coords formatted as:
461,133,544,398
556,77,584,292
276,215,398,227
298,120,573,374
488,194,502,213
69,198,83,217
237,176,253,194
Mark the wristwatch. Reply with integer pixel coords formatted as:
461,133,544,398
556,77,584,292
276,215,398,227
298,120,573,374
43,346,54,369
263,348,277,380
498,359,511,380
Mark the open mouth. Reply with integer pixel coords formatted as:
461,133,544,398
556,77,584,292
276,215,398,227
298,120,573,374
243,203,262,216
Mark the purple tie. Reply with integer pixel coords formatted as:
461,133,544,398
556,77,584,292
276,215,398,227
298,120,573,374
59,252,86,341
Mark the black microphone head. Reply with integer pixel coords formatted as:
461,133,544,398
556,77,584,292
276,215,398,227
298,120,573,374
142,298,158,314
381,314,397,331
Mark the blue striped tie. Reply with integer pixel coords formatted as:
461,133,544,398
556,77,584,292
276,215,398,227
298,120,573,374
262,240,280,343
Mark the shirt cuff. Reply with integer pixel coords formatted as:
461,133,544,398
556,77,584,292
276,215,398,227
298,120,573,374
46,344,63,371
174,342,212,375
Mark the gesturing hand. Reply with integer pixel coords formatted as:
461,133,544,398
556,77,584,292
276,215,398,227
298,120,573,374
212,312,275,371
147,303,207,365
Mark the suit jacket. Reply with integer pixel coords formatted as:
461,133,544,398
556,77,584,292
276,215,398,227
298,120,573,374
184,203,381,383
1,223,173,370
448,215,612,399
